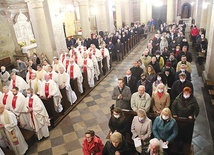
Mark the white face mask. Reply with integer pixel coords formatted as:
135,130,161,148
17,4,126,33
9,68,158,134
157,77,161,81
156,55,160,58
126,75,131,78
162,115,169,120
183,94,190,99
158,89,163,93
138,116,144,121
180,79,185,83
180,69,185,72
1,69,5,72
114,114,120,119
27,94,31,98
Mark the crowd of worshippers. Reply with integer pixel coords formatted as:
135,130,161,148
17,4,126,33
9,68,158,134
81,23,201,155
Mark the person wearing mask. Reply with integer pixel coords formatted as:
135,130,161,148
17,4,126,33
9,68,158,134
176,55,192,73
155,51,165,70
82,130,104,155
151,83,170,114
124,70,137,94
175,64,191,81
140,50,152,68
177,46,192,62
115,39,123,62
167,53,177,70
152,72,167,92
131,85,151,113
131,109,152,154
152,108,178,153
171,72,193,101
149,56,161,74
137,73,152,96
0,66,10,87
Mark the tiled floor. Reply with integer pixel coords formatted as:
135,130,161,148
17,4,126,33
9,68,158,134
26,34,214,155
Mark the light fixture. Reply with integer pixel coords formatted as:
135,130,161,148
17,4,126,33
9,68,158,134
190,2,195,6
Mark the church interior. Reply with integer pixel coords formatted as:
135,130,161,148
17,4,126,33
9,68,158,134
0,0,214,154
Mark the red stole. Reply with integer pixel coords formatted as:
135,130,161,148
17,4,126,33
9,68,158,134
83,59,87,72
12,95,18,109
28,98,34,125
3,94,8,105
70,65,74,79
72,49,75,56
101,49,104,57
12,80,16,88
62,54,65,62
49,73,52,79
66,60,69,69
45,83,49,98
29,71,33,80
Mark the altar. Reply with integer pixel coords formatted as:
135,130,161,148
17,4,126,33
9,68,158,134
21,43,38,57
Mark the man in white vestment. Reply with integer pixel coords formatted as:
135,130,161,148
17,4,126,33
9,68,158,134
28,73,42,95
100,43,110,71
80,52,95,87
72,51,83,66
36,64,47,81
69,46,79,57
59,49,68,63
47,66,58,85
26,66,36,83
1,86,13,110
62,53,71,71
58,67,77,104
0,104,28,155
39,74,63,113
52,57,65,73
0,66,10,87
42,60,50,72
25,88,50,140
9,73,29,93
0,148,4,155
88,51,100,80
67,58,83,93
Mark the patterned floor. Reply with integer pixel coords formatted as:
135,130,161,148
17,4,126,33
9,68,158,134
26,35,213,155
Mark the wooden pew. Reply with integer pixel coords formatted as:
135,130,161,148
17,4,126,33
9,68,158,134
60,87,71,112
122,110,194,155
70,78,81,99
41,97,59,126
0,57,14,70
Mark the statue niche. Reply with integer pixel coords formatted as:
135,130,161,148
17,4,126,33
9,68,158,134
181,3,191,19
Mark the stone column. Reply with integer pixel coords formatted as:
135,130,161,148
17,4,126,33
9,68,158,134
194,0,203,27
146,2,152,21
115,0,122,29
123,0,131,25
203,2,214,80
140,0,147,24
26,0,54,61
96,0,108,32
200,0,208,29
106,0,115,33
78,0,91,38
205,0,213,38
167,0,174,23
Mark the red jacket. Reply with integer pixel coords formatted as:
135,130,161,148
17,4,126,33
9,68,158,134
82,136,104,155
190,28,199,36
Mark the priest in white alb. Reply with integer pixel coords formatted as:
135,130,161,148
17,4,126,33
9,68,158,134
58,67,77,104
36,64,47,81
67,58,83,93
9,73,29,93
26,66,36,84
39,74,63,113
1,86,13,110
47,65,58,85
28,73,42,95
25,88,50,140
0,104,28,155
62,53,71,71
52,57,65,73
88,51,100,80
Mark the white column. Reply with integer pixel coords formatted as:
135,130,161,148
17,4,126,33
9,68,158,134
200,0,208,29
78,0,91,38
147,2,152,20
96,0,108,32
106,0,115,33
123,0,131,26
205,0,213,38
26,0,54,61
167,0,174,23
115,0,122,29
140,0,147,24
194,0,203,27
203,2,214,80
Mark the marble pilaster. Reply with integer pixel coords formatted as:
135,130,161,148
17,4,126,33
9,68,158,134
115,0,122,29
205,0,213,38
123,0,131,25
200,0,208,29
167,0,174,23
140,0,147,24
146,2,152,21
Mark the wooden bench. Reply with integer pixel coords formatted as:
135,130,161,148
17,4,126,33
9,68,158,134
206,80,214,87
0,57,14,70
208,90,214,96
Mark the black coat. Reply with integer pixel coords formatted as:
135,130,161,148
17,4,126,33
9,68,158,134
149,62,161,73
124,76,137,94
177,51,192,62
137,79,153,96
130,66,144,81
108,116,128,137
175,71,191,81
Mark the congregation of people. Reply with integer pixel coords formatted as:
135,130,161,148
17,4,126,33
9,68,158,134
82,21,203,155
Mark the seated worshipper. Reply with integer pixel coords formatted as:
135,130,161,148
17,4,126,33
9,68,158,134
16,58,27,80
103,132,129,155
175,63,191,81
42,60,50,72
108,107,128,137
58,67,77,104
39,74,63,113
47,65,59,85
131,85,151,112
0,66,10,87
26,66,36,83
67,58,83,94
143,138,165,155
28,73,42,95
124,69,137,94
112,78,132,110
10,87,29,129
52,57,65,73
80,52,95,88
24,88,50,140
171,72,193,101
9,72,29,93
82,130,104,155
171,87,199,119
149,56,161,74
152,108,178,151
0,104,28,155
1,86,13,110
176,55,192,73
137,73,152,96
36,64,47,81
152,72,168,92
130,61,144,81
131,109,152,154
151,83,170,114
145,65,156,83
62,53,71,70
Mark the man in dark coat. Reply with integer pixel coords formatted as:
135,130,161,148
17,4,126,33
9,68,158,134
130,61,144,81
123,70,137,94
149,56,161,73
